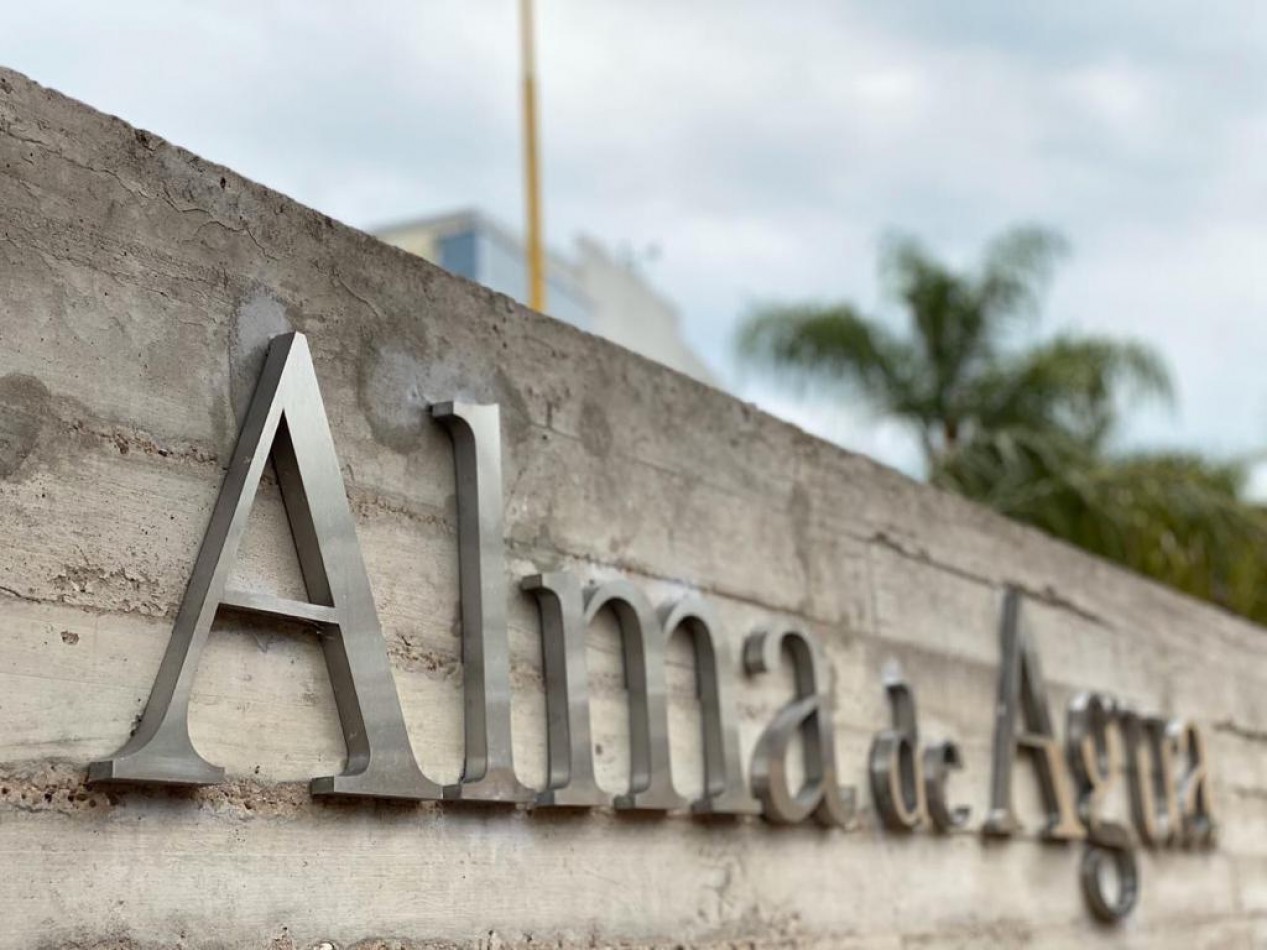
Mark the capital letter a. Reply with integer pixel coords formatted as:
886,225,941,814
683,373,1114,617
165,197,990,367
89,333,442,800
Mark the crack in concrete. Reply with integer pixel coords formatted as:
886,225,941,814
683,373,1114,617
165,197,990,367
1213,717,1267,745
870,528,1107,626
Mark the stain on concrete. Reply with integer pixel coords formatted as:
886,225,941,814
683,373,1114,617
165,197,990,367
356,337,533,457
0,373,50,478
492,366,532,454
356,341,433,454
1214,717,1267,745
228,289,292,427
578,401,613,459
788,483,813,611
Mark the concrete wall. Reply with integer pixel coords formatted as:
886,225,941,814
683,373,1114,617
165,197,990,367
0,67,1263,949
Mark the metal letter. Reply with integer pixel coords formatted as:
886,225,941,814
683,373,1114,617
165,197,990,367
584,579,686,811
1123,712,1181,847
868,662,927,831
661,597,761,815
923,741,971,832
1066,692,1127,843
1080,844,1140,924
1066,691,1139,923
1176,720,1216,847
744,626,855,828
983,587,1084,840
433,402,534,803
522,571,607,807
89,333,442,800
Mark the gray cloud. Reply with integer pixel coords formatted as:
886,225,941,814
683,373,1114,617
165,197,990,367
4,0,1265,475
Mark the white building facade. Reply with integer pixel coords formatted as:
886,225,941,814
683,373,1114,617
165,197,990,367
376,210,715,385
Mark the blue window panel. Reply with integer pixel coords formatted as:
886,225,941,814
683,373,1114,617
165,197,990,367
479,229,529,302
437,230,480,283
546,275,590,329
437,222,590,330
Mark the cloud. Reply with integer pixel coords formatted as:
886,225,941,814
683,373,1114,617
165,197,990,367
3,0,1265,474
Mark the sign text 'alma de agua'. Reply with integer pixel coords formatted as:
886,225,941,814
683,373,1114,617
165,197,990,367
85,332,1216,925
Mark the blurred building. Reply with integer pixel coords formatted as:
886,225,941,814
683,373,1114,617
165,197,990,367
375,209,715,385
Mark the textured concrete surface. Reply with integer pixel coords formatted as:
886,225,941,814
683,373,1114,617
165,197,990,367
0,67,1264,949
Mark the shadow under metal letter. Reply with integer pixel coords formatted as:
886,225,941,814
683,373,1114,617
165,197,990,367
89,332,442,800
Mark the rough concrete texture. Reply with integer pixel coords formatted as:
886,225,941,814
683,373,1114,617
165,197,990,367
0,67,1263,949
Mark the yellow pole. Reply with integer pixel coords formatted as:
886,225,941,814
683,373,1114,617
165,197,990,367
520,0,546,312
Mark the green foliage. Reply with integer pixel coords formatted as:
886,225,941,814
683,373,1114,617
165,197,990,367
966,335,1174,451
934,434,1267,621
736,226,1267,623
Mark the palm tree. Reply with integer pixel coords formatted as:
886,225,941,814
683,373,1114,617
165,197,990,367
738,227,1171,463
737,226,1267,623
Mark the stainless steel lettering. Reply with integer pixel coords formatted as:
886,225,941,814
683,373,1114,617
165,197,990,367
584,579,686,811
870,663,968,833
69,330,1222,928
661,597,761,815
923,741,971,832
868,662,927,831
1177,721,1216,846
983,587,1084,840
1080,844,1140,924
1067,692,1125,842
433,401,535,803
743,626,855,827
89,332,442,801
522,571,607,807
1124,713,1181,847
1067,692,1139,922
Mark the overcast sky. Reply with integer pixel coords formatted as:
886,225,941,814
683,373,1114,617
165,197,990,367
5,1,1266,479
